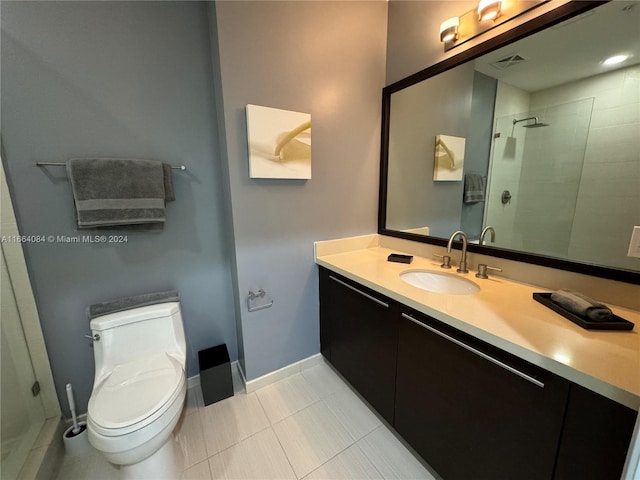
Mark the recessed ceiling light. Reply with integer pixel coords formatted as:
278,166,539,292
602,54,629,66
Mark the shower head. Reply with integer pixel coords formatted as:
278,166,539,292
513,116,550,128
523,122,549,128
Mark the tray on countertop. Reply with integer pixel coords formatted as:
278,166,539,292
533,293,635,331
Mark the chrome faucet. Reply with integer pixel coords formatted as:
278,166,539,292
447,230,469,273
479,226,495,245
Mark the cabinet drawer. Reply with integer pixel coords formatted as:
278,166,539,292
395,310,570,480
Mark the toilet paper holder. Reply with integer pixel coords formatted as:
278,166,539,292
247,289,273,312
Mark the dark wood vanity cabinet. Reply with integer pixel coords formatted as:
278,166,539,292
318,268,637,479
318,267,399,423
395,310,570,480
554,383,637,480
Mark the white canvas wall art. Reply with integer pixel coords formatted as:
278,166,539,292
246,104,311,179
433,134,465,181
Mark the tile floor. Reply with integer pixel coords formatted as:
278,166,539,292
55,360,440,479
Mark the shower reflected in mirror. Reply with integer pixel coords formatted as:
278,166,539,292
513,116,550,128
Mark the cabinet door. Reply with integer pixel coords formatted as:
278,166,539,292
318,268,398,423
554,383,638,480
395,311,570,480
318,268,334,361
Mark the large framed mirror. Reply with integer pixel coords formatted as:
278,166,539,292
379,0,640,284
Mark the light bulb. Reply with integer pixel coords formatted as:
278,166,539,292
440,17,460,42
478,0,502,21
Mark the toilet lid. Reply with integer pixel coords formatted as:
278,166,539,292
89,353,183,431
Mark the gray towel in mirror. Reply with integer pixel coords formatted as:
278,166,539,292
88,290,180,320
463,174,485,203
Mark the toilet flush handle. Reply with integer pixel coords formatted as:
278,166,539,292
84,333,100,342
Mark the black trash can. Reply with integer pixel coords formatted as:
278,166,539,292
198,344,233,406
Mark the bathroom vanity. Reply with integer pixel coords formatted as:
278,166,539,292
328,1,640,477
315,236,640,480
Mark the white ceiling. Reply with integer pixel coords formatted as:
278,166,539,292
474,1,640,92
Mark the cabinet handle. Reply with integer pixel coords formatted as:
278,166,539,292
330,275,390,308
402,313,544,389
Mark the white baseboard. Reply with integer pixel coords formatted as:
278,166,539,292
244,353,323,392
184,354,324,394
187,373,200,389
235,360,247,386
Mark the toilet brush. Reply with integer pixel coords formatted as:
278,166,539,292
66,384,82,435
63,383,89,455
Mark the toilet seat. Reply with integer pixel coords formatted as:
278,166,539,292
88,353,184,437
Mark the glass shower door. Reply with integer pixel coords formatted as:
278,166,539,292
1,245,46,480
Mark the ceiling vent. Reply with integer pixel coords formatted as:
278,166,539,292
490,54,527,70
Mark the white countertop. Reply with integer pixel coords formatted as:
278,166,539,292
315,242,640,410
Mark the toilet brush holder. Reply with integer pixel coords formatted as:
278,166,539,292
63,422,89,456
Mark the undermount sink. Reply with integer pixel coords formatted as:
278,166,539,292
400,270,480,295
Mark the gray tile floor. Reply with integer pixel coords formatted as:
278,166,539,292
55,361,440,479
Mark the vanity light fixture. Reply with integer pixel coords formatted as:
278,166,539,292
440,0,544,51
602,54,629,66
478,0,502,21
440,17,460,42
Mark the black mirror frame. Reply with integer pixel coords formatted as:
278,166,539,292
378,0,640,285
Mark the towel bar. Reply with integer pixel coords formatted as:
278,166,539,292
36,162,186,171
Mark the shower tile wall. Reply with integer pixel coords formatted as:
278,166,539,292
531,65,640,270
513,97,593,259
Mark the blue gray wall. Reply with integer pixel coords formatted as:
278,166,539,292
212,1,388,381
1,1,237,415
2,0,389,415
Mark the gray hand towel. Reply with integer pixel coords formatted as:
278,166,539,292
163,163,175,202
463,174,485,203
550,289,613,322
88,290,180,320
67,158,166,228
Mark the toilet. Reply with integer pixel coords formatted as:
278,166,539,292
87,302,186,479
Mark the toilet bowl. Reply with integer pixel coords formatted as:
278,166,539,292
86,302,187,479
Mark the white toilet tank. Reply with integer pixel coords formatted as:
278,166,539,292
90,302,186,381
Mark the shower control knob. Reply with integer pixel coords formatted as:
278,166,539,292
501,190,512,205
84,333,100,342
